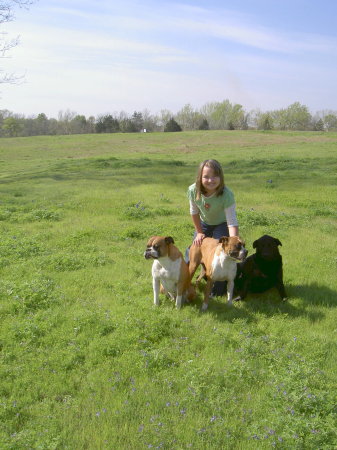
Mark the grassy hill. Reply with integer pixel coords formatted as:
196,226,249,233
0,131,336,448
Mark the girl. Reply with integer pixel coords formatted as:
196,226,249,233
187,159,239,296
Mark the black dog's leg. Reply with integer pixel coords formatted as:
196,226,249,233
233,273,251,301
238,276,252,300
276,269,287,300
234,260,254,301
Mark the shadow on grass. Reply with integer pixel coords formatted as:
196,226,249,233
191,282,336,323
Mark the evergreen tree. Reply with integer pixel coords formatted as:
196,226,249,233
96,115,120,133
314,119,324,131
131,111,144,131
164,118,182,132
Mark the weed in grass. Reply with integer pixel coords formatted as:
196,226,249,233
122,202,153,220
118,226,148,240
120,201,174,221
312,206,336,217
62,229,98,245
1,276,57,313
159,193,172,203
239,208,278,227
0,205,61,223
47,254,86,272
0,208,12,221
153,206,175,217
27,208,61,222
41,250,111,272
0,234,42,261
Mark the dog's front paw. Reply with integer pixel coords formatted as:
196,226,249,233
233,295,242,302
282,297,288,302
200,302,208,312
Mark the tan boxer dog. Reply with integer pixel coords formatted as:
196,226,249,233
189,236,247,311
144,236,195,309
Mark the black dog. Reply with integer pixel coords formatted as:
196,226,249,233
235,235,287,301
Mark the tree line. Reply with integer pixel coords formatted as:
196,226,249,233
1,101,337,137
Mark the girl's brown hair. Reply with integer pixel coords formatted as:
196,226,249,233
195,159,225,200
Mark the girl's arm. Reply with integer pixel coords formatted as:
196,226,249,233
228,225,239,236
191,214,205,246
225,203,239,237
189,198,205,246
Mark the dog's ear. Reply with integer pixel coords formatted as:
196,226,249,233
219,236,229,244
253,239,259,248
165,236,174,245
274,238,282,246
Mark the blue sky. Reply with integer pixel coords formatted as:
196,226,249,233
1,0,337,118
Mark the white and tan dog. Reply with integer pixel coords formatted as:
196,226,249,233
189,236,247,311
144,236,195,309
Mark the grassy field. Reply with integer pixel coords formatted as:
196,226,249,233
0,130,336,449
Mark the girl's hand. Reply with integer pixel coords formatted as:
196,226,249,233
193,233,205,246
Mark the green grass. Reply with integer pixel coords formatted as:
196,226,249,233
0,130,336,449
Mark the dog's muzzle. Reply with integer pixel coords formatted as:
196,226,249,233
229,248,248,262
144,248,159,259
240,248,248,260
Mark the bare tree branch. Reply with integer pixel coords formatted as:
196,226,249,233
0,0,34,84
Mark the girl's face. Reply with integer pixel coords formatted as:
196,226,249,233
201,165,220,195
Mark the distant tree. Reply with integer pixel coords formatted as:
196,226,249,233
0,109,11,135
273,102,311,130
87,116,96,134
2,116,21,136
142,108,159,132
313,118,324,131
35,112,49,135
58,110,76,134
201,100,230,129
120,118,137,133
241,113,249,130
323,113,337,131
48,118,59,135
246,109,260,129
228,120,235,130
131,111,144,132
200,100,245,130
19,116,32,136
198,118,209,130
106,115,120,132
95,116,105,133
70,115,88,134
229,103,245,130
257,112,274,130
158,109,173,131
175,104,203,130
96,114,120,133
164,118,182,132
